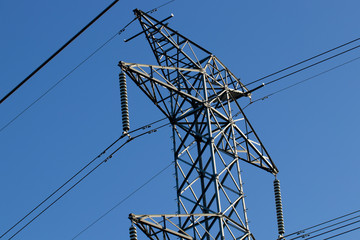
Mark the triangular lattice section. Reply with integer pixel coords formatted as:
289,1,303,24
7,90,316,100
134,9,211,71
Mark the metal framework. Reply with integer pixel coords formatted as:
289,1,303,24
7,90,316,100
120,9,278,240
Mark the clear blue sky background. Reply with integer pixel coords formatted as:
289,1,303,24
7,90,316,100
1,0,360,239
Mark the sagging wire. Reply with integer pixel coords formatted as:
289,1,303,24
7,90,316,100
303,218,360,240
290,216,360,240
0,118,169,239
241,55,360,111
245,37,360,87
323,225,360,239
71,160,174,239
0,21,135,135
284,209,360,239
146,0,176,14
0,0,122,105
0,0,177,135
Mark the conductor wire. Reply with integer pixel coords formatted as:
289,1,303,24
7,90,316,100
0,0,121,105
0,0,175,134
71,160,174,239
243,55,360,110
323,225,360,239
284,209,360,238
263,43,360,86
4,123,169,239
245,37,360,87
303,218,360,240
288,214,360,240
146,0,176,13
0,117,168,239
0,19,136,135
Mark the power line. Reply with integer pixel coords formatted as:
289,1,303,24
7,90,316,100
71,161,174,239
5,123,170,239
0,0,121,105
288,214,360,240
243,55,360,110
0,134,121,239
263,43,360,86
0,0,177,135
0,19,136,135
7,149,114,240
324,225,360,239
146,0,176,13
245,36,360,87
303,218,360,240
284,209,360,238
1,1,176,237
0,116,159,238
0,118,168,239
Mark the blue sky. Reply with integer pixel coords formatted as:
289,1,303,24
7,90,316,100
1,0,360,239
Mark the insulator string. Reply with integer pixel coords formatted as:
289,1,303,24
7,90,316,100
129,224,138,240
119,72,130,133
274,178,285,238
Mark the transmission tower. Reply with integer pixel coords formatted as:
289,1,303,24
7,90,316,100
119,9,283,240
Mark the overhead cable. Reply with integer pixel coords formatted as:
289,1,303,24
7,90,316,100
0,118,168,239
0,0,121,105
6,122,170,239
0,0,175,105
146,0,176,13
0,0,177,135
7,147,122,240
288,214,360,240
303,218,360,240
262,43,360,86
71,161,174,239
0,133,122,239
1,1,177,237
243,55,360,110
0,19,136,135
284,209,360,238
245,36,360,87
324,225,360,239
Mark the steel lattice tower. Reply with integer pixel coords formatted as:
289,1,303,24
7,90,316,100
120,9,279,240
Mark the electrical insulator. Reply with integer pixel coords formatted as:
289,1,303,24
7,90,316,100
119,72,130,133
274,178,285,238
129,224,138,240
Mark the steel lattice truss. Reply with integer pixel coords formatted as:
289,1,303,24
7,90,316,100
129,214,256,240
120,9,278,240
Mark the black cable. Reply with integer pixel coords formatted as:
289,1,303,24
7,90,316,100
0,135,121,239
324,225,360,239
303,219,360,240
7,152,111,240
284,209,360,238
0,0,121,105
0,0,176,134
258,45,360,85
146,0,176,13
10,123,170,239
245,36,360,87
2,1,172,237
0,19,137,135
243,55,360,110
1,0,174,235
288,214,360,240
262,43,360,87
4,123,170,239
71,161,174,239
0,118,168,239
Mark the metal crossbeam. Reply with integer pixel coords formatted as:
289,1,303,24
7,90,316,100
129,214,255,240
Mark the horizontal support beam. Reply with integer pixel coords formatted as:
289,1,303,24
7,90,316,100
120,61,203,73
